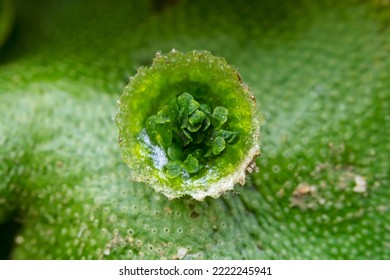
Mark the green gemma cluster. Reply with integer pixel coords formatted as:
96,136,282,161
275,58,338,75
146,92,239,178
117,50,260,199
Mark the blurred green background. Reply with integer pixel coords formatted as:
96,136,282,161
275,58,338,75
0,0,389,259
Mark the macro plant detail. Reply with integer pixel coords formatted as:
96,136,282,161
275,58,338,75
0,0,389,261
145,91,239,178
116,50,261,200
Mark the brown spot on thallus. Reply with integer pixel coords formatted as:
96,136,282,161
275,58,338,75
236,73,242,83
293,183,311,196
190,211,199,219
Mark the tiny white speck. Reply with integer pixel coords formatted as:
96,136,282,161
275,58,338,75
15,236,24,244
353,175,367,193
177,247,187,259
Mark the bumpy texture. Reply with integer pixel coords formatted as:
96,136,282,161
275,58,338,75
0,0,389,259
116,50,261,200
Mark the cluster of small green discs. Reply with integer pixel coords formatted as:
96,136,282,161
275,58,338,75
145,92,239,178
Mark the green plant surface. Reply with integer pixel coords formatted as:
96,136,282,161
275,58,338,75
0,0,389,259
0,0,14,47
116,50,260,199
